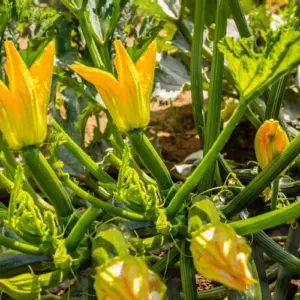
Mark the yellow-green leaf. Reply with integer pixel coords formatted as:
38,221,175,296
219,28,300,102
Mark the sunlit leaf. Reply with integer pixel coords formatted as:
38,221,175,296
133,0,181,21
219,27,300,101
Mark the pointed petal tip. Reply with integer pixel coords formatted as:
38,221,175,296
4,40,18,58
148,40,157,52
4,40,15,49
69,61,86,72
113,40,130,60
113,39,124,49
44,40,56,54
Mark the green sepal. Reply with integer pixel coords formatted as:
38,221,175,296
188,196,220,234
92,225,129,267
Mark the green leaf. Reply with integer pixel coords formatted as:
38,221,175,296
133,0,181,21
126,16,164,62
85,0,128,44
55,17,78,65
219,27,300,102
20,38,52,68
0,0,12,35
153,53,190,102
50,77,85,177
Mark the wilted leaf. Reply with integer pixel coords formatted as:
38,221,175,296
219,27,300,101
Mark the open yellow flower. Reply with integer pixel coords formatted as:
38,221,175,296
94,255,166,300
0,41,55,150
70,40,157,132
190,223,256,291
255,119,289,169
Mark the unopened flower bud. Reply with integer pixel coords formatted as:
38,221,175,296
255,119,289,169
94,255,166,299
190,223,256,291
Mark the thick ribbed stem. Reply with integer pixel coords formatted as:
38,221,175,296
21,146,73,219
127,130,173,193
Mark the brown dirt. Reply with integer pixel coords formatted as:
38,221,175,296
148,91,200,163
85,91,256,163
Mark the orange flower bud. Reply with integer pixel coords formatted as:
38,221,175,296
255,119,289,169
94,255,166,300
190,223,256,291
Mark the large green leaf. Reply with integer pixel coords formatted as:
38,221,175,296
153,53,190,102
219,27,300,102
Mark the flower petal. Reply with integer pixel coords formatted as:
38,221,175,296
30,40,55,119
70,62,128,131
4,41,38,142
135,41,157,103
113,40,145,127
0,82,21,149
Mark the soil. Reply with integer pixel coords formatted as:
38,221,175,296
86,91,257,164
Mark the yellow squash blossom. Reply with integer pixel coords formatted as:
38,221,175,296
190,223,256,291
0,40,55,150
94,255,166,300
255,119,289,169
70,40,156,132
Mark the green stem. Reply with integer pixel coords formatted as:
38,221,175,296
273,221,300,300
250,259,263,300
223,128,300,216
199,0,228,193
150,247,179,274
39,270,72,289
197,286,227,299
65,178,151,222
228,0,251,38
21,146,73,219
130,235,172,254
65,206,101,252
231,199,300,235
270,178,280,211
0,234,47,255
245,106,261,129
0,158,54,212
106,150,156,185
253,245,272,300
78,12,105,70
0,135,17,169
254,231,300,276
82,176,111,200
190,0,206,141
180,241,197,300
127,130,173,192
52,120,115,184
265,76,289,120
166,102,247,219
